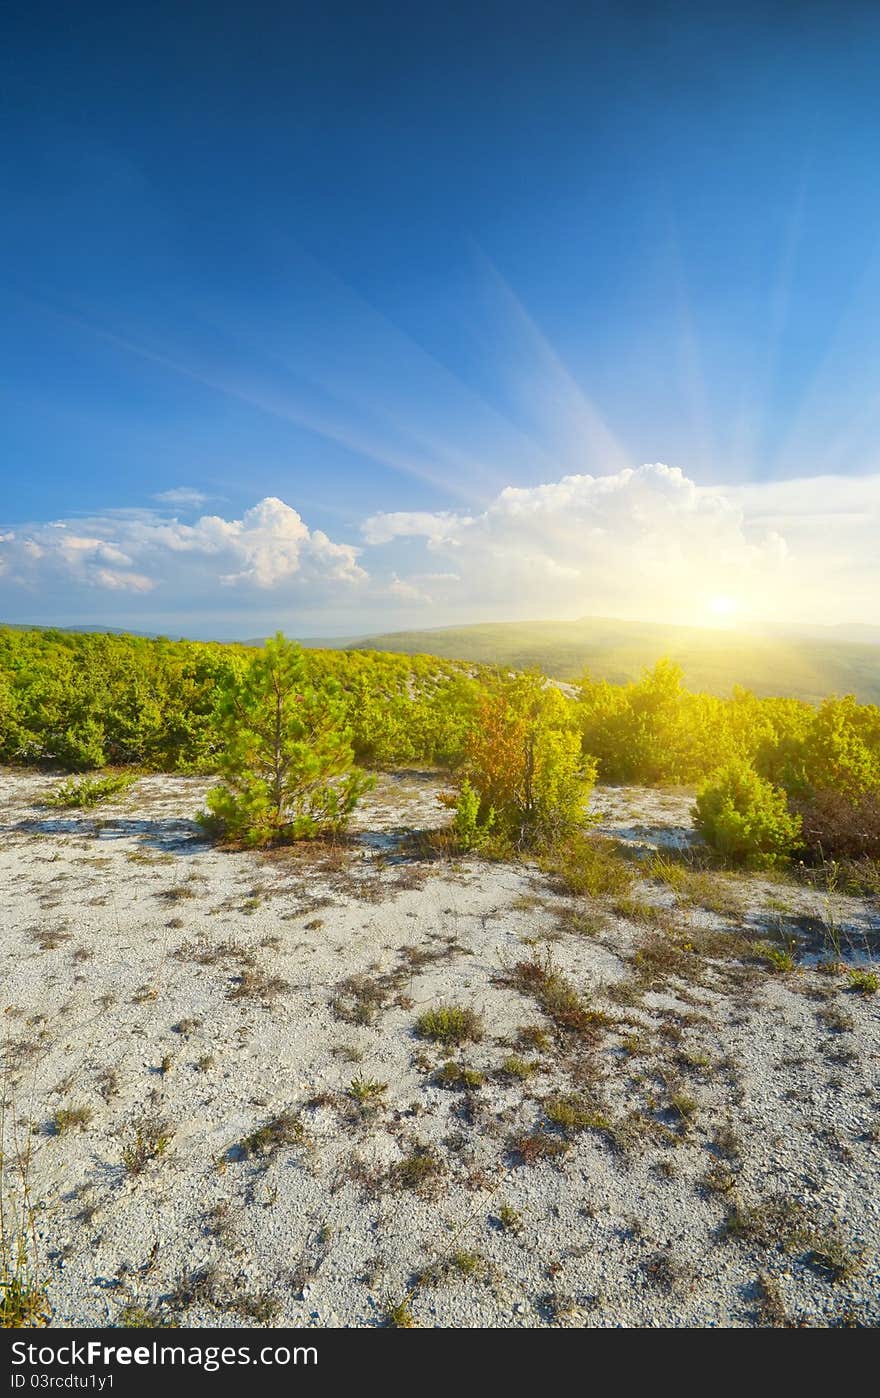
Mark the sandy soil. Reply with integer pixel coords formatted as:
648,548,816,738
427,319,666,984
1,767,878,1329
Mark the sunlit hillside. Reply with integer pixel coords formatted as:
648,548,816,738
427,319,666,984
327,616,880,705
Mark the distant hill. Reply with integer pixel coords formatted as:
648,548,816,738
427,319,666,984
5,615,879,705
1,623,178,639
338,616,880,705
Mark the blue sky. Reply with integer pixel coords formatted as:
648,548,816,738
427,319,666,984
2,1,879,635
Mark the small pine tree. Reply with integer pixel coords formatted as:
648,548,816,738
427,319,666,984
200,634,372,846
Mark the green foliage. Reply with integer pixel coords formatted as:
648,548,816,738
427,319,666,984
200,634,372,846
694,761,803,868
0,627,483,773
460,671,595,848
540,831,633,897
451,777,494,851
306,648,480,768
1,627,878,875
580,659,698,784
847,968,878,996
0,628,245,771
797,696,880,799
579,661,880,796
45,771,136,809
415,1005,483,1045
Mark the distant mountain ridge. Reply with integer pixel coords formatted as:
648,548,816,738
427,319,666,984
322,615,880,706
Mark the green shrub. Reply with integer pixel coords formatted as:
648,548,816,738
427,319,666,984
798,697,880,800
452,777,494,851
460,672,595,849
694,761,802,868
45,771,136,808
199,634,372,846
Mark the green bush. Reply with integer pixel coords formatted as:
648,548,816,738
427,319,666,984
694,761,802,868
200,634,372,846
797,697,880,799
451,777,495,851
45,771,136,808
460,672,595,849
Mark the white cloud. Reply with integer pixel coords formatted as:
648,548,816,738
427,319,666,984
1,467,877,631
361,510,472,548
361,464,880,628
152,487,210,508
0,496,365,602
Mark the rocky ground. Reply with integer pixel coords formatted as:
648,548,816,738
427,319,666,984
1,766,878,1329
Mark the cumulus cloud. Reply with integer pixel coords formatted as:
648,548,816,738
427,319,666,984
1,467,877,631
362,464,795,623
0,497,366,603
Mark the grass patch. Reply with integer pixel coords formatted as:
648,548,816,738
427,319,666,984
544,1094,613,1137
802,1227,863,1283
160,880,200,903
385,1299,417,1327
227,968,289,1002
641,1249,685,1293
668,1090,698,1124
117,1303,172,1328
516,1024,553,1053
229,1291,281,1323
613,895,673,928
540,833,634,898
331,974,390,1026
494,1203,523,1233
499,1055,538,1081
847,968,878,996
415,1005,483,1046
0,1091,49,1334
508,1130,569,1166
500,953,606,1037
757,943,795,973
347,1076,387,1113
389,1146,444,1193
701,1161,738,1195
121,1116,172,1175
236,1110,305,1161
648,853,745,918
722,1194,805,1250
754,1273,789,1327
49,1106,93,1135
434,1061,485,1090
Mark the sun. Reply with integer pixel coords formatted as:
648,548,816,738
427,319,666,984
708,595,738,617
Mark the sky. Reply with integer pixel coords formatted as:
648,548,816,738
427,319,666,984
1,0,879,638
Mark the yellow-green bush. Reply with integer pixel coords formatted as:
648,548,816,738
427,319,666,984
694,761,803,868
459,672,595,848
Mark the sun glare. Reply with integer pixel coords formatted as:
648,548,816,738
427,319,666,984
699,595,738,629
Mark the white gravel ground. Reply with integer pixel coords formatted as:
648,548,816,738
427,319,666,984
1,767,878,1329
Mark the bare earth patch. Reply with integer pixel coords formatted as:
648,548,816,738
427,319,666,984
1,768,878,1328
